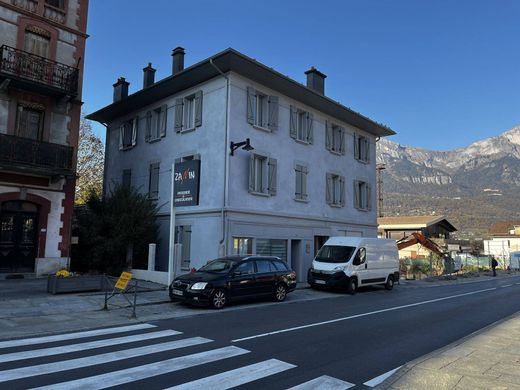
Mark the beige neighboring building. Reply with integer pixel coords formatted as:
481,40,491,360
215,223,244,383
484,221,520,263
378,215,457,259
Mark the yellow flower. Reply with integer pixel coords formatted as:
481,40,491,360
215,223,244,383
55,269,70,277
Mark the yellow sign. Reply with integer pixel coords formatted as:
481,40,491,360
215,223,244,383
115,271,133,290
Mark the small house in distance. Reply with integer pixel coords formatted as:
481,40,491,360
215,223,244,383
484,220,520,263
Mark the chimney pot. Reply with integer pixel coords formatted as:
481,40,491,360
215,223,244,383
304,66,327,94
113,77,129,102
143,63,156,88
172,46,185,75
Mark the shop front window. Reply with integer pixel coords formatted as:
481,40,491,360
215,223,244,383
256,239,287,263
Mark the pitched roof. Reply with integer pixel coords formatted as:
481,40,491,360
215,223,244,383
488,221,520,236
377,215,457,232
86,48,395,137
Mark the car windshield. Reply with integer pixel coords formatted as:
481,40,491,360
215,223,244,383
198,259,236,273
315,245,356,263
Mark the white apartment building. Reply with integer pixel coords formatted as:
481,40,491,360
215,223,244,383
87,48,395,283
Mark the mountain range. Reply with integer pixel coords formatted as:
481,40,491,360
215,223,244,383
376,125,520,238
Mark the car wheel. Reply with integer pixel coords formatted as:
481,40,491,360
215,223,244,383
347,278,357,295
274,283,288,302
210,289,227,309
385,275,394,290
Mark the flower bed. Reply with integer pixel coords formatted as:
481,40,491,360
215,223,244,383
47,274,107,294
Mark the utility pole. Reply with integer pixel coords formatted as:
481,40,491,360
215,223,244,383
376,163,386,218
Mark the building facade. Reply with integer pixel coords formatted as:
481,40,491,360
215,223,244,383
484,220,520,264
0,0,88,275
88,48,394,283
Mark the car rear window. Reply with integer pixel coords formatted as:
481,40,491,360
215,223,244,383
256,259,277,273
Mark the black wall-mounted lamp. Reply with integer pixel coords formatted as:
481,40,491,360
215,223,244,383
230,138,254,156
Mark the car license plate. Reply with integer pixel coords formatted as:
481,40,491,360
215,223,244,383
172,289,184,296
315,280,326,285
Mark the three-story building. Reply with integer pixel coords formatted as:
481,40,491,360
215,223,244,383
88,48,395,282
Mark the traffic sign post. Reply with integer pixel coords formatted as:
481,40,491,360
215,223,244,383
102,272,138,318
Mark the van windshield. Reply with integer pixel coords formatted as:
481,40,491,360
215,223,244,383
315,245,356,263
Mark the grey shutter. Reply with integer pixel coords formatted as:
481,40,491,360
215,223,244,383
160,104,167,137
302,165,308,200
367,183,372,211
247,87,255,125
289,106,297,139
248,154,255,193
340,176,345,206
149,163,160,198
174,98,183,132
145,111,152,142
268,158,277,196
306,112,314,144
364,138,370,162
354,180,360,209
295,165,302,199
325,121,331,151
194,91,203,127
131,117,138,146
354,134,359,160
268,96,278,131
119,125,124,150
339,127,345,155
326,173,332,205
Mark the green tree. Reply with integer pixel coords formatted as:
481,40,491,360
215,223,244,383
76,115,104,204
73,184,159,275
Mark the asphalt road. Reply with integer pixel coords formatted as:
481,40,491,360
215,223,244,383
2,276,520,389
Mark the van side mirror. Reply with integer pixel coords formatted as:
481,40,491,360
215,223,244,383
352,257,360,266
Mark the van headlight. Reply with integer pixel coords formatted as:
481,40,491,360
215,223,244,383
333,266,346,272
190,282,208,290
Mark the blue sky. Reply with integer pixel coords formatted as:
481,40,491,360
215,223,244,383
83,0,520,151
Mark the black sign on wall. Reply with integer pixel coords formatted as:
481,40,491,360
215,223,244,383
173,160,200,207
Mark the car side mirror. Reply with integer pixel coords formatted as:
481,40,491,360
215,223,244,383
233,271,242,277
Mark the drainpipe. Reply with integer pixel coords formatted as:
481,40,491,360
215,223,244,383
209,58,230,256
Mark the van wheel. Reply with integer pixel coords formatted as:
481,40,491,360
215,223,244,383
210,289,227,309
274,284,288,302
347,278,357,295
385,275,394,290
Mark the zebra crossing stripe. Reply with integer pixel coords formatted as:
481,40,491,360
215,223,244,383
0,329,181,364
165,359,296,390
0,324,156,349
31,346,250,390
287,375,355,390
0,337,212,383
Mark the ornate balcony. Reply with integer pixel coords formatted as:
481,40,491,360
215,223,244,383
0,133,74,176
0,45,78,97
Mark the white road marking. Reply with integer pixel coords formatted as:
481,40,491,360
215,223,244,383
287,375,355,390
31,346,250,390
501,284,513,288
232,287,496,342
363,366,402,387
0,329,181,363
0,337,212,382
165,359,295,389
0,324,156,349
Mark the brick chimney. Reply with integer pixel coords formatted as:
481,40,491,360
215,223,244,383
172,47,185,75
113,77,129,102
143,63,156,88
305,67,326,95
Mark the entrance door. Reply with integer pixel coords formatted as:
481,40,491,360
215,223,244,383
0,202,39,273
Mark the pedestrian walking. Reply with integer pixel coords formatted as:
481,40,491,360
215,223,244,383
491,256,498,277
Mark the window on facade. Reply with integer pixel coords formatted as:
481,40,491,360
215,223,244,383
145,105,167,142
233,237,253,255
119,117,137,150
326,173,345,207
295,164,308,201
249,154,277,196
45,0,65,9
289,106,313,144
256,239,288,263
16,105,43,140
354,134,370,162
354,180,371,211
148,162,160,199
174,91,203,133
246,87,278,131
175,225,192,270
0,216,14,243
24,31,50,58
122,169,131,188
325,122,345,155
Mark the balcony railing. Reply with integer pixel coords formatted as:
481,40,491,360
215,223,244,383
0,133,73,174
0,45,78,96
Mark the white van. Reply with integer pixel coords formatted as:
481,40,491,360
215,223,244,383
308,237,399,294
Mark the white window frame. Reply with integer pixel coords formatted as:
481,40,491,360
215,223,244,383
354,180,371,211
355,134,370,163
295,163,308,202
331,124,343,154
254,92,269,130
252,154,268,194
332,174,342,206
183,94,196,131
